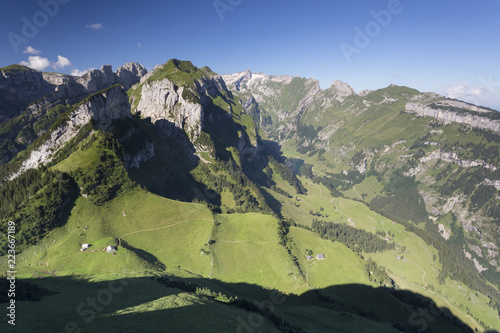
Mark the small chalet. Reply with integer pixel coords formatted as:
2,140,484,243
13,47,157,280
306,255,313,261
106,245,117,253
81,244,90,252
316,254,325,260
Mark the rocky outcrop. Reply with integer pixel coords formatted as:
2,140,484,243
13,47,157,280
77,85,131,128
405,102,500,132
132,65,230,141
223,70,321,140
64,63,147,98
0,66,56,120
484,179,500,190
326,80,356,102
223,70,296,94
0,63,147,123
76,65,115,93
9,85,131,179
134,78,204,140
114,62,148,90
420,149,497,171
42,72,72,85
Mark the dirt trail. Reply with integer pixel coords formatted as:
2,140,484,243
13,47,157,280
352,186,363,200
118,218,211,246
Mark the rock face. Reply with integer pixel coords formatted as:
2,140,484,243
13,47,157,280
62,63,148,99
42,72,72,85
136,78,204,139
114,62,148,90
77,85,132,128
9,85,131,179
0,66,56,120
222,70,322,139
405,101,500,132
76,65,116,93
1,63,147,122
420,149,497,171
132,64,229,141
327,80,356,102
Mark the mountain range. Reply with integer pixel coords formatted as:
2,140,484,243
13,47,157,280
0,59,499,332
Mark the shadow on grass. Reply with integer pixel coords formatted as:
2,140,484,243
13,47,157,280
0,274,481,333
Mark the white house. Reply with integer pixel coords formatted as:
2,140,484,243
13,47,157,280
81,244,90,251
106,245,117,253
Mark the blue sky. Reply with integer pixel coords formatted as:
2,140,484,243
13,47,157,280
1,0,499,109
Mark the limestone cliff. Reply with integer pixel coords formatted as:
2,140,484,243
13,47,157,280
134,78,204,140
9,85,131,179
130,61,230,141
405,100,500,132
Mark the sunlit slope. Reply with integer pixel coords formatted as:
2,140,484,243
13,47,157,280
209,213,306,293
8,189,214,278
289,227,370,288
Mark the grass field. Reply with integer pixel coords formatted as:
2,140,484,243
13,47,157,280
289,227,370,288
210,213,305,293
52,140,100,173
6,188,214,278
267,176,500,331
1,165,497,331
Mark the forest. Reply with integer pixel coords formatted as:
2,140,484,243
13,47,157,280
311,219,395,253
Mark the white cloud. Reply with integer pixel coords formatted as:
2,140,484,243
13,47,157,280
71,68,91,77
137,42,142,48
446,82,469,99
53,55,72,69
20,53,74,72
86,23,104,30
467,88,483,98
20,56,51,71
23,46,41,55
444,81,500,109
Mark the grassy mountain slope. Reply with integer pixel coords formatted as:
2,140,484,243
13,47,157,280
1,61,498,332
231,75,500,317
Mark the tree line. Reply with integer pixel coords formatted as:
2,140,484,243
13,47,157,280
311,219,395,253
0,169,73,255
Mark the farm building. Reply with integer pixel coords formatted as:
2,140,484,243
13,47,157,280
316,254,325,260
106,245,117,253
81,244,90,251
306,255,313,261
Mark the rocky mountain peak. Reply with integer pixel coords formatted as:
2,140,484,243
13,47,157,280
76,65,115,93
115,62,148,90
129,59,231,141
230,69,253,91
328,80,356,102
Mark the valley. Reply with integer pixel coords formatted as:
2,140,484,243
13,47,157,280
0,59,499,332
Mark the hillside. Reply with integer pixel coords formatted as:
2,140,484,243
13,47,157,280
223,71,500,285
0,60,498,332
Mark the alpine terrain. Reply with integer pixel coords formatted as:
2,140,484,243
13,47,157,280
0,59,499,332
